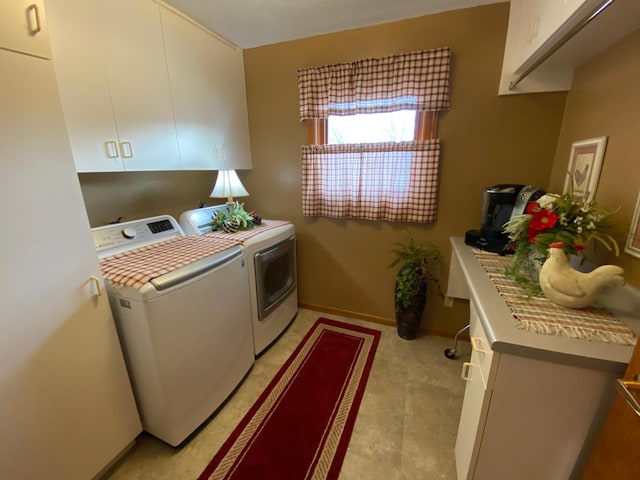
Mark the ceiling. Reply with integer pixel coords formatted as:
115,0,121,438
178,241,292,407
162,0,508,49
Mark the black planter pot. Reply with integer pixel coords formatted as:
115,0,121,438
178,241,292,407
394,269,427,340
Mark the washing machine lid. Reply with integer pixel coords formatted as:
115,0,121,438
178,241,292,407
150,246,242,291
99,235,242,290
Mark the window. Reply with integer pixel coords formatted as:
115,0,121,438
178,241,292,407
328,110,416,144
298,48,451,223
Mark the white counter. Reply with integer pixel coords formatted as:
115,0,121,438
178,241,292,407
449,236,638,373
451,236,638,479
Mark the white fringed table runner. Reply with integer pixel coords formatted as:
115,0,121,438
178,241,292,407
472,250,637,346
203,219,290,242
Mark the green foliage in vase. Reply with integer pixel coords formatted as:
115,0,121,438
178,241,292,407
389,237,443,308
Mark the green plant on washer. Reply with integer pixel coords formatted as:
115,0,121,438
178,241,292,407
210,201,261,233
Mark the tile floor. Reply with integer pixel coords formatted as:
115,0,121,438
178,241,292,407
102,308,470,480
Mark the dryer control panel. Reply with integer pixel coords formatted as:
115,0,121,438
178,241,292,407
179,204,228,235
92,215,184,257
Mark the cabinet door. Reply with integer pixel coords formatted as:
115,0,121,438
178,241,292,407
0,49,141,480
46,0,125,172
103,0,180,171
161,7,252,170
454,302,499,480
455,357,489,480
0,0,51,58
46,0,180,172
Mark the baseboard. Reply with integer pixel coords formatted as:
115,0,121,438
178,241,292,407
300,303,395,327
299,303,467,340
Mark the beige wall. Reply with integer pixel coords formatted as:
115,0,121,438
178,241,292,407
241,3,566,335
78,171,217,226
78,3,568,336
548,27,640,289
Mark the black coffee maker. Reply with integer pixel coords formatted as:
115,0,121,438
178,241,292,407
465,184,545,254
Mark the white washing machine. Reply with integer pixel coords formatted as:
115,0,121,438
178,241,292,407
92,215,254,446
179,205,298,356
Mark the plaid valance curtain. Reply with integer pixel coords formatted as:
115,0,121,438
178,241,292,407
298,47,451,120
301,140,440,223
299,48,451,224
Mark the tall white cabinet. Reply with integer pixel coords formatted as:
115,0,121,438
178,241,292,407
0,8,141,480
0,0,51,58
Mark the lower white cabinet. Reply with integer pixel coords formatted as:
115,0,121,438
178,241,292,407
455,301,618,480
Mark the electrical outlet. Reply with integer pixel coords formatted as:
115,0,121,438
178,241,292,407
443,296,454,308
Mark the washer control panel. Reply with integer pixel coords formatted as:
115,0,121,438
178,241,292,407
92,215,184,257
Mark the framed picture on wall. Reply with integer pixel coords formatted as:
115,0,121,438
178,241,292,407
562,136,607,203
625,191,640,258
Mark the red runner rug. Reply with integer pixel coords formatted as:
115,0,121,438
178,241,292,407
198,318,381,480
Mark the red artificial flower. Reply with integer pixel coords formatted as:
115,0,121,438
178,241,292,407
529,209,558,231
574,244,586,251
525,202,541,214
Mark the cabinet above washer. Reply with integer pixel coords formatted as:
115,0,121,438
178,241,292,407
45,0,252,172
499,0,640,95
160,5,252,170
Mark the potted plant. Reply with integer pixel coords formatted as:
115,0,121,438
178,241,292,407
389,237,444,339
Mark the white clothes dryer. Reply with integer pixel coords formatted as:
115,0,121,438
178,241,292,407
179,206,298,356
93,215,254,446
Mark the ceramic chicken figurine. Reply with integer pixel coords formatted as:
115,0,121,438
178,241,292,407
539,241,624,308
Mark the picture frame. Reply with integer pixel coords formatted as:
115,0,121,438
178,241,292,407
562,136,607,203
625,191,640,259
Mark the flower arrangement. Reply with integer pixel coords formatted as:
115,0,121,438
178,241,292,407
210,201,262,233
502,192,619,293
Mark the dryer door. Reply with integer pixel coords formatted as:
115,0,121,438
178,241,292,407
254,236,297,321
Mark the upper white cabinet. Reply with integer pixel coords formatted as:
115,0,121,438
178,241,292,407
160,6,252,170
510,0,585,69
0,0,51,58
46,0,180,172
46,0,252,172
499,0,640,95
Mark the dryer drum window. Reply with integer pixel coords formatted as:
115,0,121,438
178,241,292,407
254,237,297,321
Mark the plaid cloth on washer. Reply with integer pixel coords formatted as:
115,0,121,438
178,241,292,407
100,235,241,290
203,219,291,243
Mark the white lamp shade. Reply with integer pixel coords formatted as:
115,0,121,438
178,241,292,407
209,170,249,203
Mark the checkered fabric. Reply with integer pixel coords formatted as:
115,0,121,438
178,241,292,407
298,47,451,120
203,219,291,242
99,235,241,290
473,250,637,346
301,140,440,223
